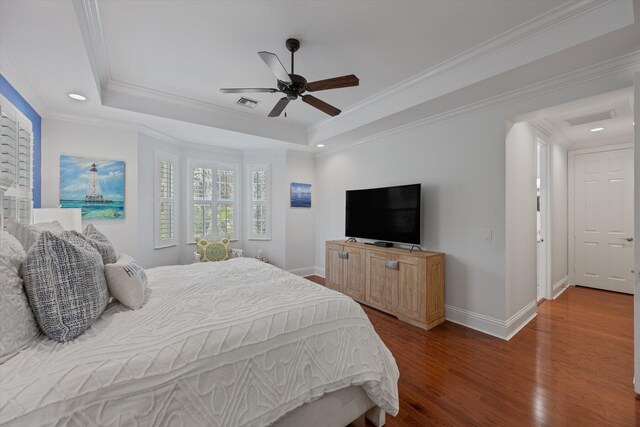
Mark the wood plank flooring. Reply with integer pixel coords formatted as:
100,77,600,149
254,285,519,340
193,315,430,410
305,276,639,426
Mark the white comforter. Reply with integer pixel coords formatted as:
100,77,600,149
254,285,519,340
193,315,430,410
0,258,399,426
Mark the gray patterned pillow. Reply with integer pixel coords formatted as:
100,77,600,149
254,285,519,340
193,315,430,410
0,231,40,363
6,219,64,251
82,224,117,264
23,231,109,343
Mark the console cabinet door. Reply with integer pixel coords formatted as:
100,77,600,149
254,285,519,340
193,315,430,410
392,255,426,323
365,251,392,310
326,244,343,292
342,247,365,301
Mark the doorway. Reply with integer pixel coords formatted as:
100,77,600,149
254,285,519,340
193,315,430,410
569,145,635,294
537,140,549,302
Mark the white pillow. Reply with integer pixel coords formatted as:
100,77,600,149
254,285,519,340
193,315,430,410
6,219,64,251
0,231,40,363
104,254,147,309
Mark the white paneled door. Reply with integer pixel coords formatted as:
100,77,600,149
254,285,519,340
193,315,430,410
574,148,634,294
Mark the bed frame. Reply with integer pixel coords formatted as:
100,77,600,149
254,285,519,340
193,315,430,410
274,385,385,427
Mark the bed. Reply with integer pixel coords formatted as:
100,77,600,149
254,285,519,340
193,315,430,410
0,258,399,426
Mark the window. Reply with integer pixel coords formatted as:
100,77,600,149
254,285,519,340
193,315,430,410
0,94,33,224
247,164,271,240
154,152,177,248
189,161,238,242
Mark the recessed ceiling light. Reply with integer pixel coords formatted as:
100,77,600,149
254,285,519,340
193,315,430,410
68,93,87,101
589,127,604,132
316,144,325,148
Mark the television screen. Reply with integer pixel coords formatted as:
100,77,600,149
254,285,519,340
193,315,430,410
345,184,421,244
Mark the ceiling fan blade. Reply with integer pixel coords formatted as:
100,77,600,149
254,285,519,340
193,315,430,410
258,51,292,84
268,97,290,117
306,74,359,92
302,95,341,116
219,88,279,94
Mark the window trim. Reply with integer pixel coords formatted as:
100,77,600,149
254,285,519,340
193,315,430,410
247,163,271,241
187,159,240,243
154,151,178,249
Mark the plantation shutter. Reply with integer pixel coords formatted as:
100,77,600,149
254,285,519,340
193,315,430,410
248,164,271,240
1,94,33,225
155,152,177,248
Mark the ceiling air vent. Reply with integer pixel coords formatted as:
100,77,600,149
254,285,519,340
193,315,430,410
566,110,615,126
236,97,259,109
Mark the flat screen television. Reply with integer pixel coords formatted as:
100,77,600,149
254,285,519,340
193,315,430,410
345,183,421,244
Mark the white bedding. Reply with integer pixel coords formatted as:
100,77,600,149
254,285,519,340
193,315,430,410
0,258,399,426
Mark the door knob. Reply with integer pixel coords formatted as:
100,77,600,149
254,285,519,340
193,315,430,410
625,237,634,242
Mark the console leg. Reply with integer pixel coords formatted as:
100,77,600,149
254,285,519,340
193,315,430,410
365,407,385,427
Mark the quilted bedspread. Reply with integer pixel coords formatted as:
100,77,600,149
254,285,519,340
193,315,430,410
0,258,399,426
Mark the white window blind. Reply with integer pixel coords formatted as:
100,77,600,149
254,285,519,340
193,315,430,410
247,164,271,240
154,152,177,248
189,161,238,242
1,94,33,225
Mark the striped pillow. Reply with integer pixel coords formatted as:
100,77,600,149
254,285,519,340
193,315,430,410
23,232,109,342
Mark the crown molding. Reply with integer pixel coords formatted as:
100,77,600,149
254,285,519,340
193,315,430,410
309,0,621,134
106,79,272,124
44,111,244,156
566,135,634,150
529,117,571,148
74,0,632,147
308,0,634,143
0,46,50,116
72,0,110,99
315,50,640,158
104,79,307,144
73,0,307,144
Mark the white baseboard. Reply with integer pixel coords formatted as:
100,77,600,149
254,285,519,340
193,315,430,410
288,267,317,277
445,300,537,341
314,267,325,278
553,275,569,299
504,301,538,340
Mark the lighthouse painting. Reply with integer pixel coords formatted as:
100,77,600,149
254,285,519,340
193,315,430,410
60,155,125,219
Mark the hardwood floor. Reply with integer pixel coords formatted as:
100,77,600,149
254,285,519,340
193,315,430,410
305,276,639,426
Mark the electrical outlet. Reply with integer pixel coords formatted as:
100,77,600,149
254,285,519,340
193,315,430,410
484,229,493,241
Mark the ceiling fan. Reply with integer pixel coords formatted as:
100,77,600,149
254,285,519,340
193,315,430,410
219,38,359,118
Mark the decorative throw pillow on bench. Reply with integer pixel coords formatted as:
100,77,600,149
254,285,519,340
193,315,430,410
105,254,148,309
0,231,40,363
23,231,109,343
196,235,231,262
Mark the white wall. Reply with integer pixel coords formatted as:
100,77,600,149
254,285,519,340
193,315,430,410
314,68,634,338
505,121,537,319
41,118,139,257
285,151,316,275
242,150,287,268
550,141,568,290
137,133,182,268
315,109,508,322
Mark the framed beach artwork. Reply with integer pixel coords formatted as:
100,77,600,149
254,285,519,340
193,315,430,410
59,155,125,220
290,182,311,208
